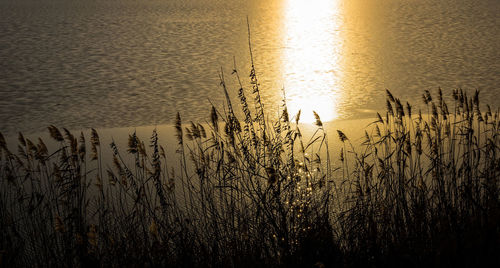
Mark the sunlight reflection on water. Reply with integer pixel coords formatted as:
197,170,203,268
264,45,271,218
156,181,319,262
282,0,344,123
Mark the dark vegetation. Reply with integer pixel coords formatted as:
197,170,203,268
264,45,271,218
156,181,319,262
1,58,499,267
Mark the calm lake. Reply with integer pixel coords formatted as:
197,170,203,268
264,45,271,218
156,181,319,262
1,0,499,135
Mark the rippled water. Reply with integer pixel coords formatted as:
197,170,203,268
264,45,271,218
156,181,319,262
1,0,499,134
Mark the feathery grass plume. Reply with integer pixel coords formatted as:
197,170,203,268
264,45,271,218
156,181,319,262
375,112,383,124
362,131,371,146
234,57,259,150
190,122,201,139
274,114,282,135
110,140,119,156
313,111,323,127
424,89,432,103
459,88,465,108
18,132,26,147
337,130,348,143
78,132,85,161
112,154,122,174
151,129,167,209
386,99,394,116
37,137,48,161
0,132,5,152
90,128,99,161
238,84,251,124
386,100,394,116
219,68,235,115
395,98,404,118
90,128,100,146
175,112,183,145
197,123,206,138
26,139,37,158
442,102,449,120
127,132,139,154
17,144,27,160
63,128,77,158
375,124,381,137
280,95,290,125
473,89,480,106
438,87,443,105
48,125,64,142
422,93,429,105
219,70,242,143
52,162,62,182
295,109,301,124
406,102,412,118
247,18,265,129
210,105,219,132
185,127,193,141
111,141,136,190
386,89,395,103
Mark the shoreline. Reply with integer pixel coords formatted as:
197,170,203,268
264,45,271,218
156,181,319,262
2,116,378,156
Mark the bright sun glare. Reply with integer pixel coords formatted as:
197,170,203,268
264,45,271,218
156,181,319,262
283,0,343,124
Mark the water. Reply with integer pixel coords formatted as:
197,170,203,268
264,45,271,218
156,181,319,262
1,0,499,134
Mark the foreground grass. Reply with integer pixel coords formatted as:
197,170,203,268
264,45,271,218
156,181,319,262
1,64,499,267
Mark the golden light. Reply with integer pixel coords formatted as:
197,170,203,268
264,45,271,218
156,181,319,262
282,0,344,124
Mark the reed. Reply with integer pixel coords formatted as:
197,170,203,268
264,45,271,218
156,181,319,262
0,76,499,266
